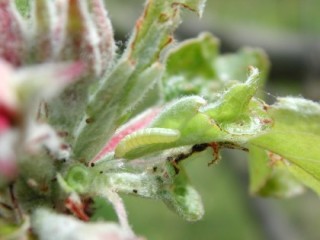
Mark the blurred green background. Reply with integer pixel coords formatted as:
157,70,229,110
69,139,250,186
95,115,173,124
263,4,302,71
104,1,320,239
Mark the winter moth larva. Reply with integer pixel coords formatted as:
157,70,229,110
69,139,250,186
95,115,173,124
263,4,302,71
115,128,180,158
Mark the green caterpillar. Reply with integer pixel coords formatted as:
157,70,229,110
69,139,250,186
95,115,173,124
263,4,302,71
115,128,180,158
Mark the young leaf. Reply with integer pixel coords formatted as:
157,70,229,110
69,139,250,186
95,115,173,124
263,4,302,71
73,60,135,161
162,33,269,101
92,148,204,221
162,32,219,101
248,145,304,198
74,0,207,162
202,67,260,123
250,97,320,194
116,88,272,159
165,32,219,81
123,0,206,70
117,62,164,119
45,0,116,136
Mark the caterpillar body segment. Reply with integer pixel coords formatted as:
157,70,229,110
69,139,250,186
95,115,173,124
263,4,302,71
115,128,181,158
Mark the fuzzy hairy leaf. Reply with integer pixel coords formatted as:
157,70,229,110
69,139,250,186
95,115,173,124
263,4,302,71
73,60,135,161
73,0,207,162
123,0,206,70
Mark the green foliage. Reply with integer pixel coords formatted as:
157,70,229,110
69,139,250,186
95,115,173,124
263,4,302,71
73,0,206,162
165,32,219,81
2,0,320,239
248,145,304,197
250,97,320,194
163,32,269,101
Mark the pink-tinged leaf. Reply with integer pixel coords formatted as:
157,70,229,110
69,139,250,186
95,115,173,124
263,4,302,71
91,108,161,164
0,1,24,66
